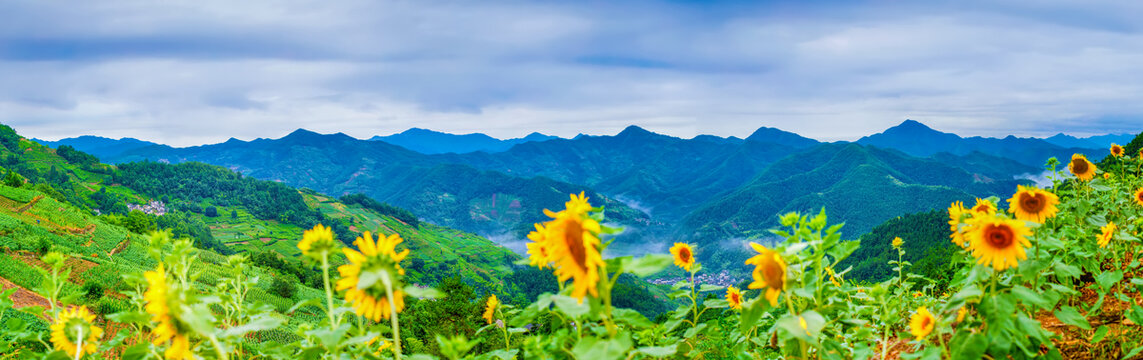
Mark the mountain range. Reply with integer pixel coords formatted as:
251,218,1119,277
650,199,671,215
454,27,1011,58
368,128,560,154
34,120,1135,269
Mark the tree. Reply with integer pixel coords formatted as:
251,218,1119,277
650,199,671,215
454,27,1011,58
204,206,219,217
231,209,238,219
270,275,297,299
4,171,23,188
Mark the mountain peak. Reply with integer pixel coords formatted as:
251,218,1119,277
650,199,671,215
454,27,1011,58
888,119,937,134
745,126,819,148
616,125,654,138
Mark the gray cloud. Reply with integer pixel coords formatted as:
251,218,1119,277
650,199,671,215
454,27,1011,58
1,0,1142,146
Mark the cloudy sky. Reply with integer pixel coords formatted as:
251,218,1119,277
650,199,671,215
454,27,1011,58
2,0,1142,146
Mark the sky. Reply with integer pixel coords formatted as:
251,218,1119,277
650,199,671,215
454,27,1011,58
2,0,1142,147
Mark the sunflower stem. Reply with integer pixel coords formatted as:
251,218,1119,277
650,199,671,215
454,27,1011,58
74,324,83,360
321,251,338,330
381,271,403,360
207,334,229,360
690,269,699,327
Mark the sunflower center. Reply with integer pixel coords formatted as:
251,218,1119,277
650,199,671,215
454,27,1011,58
761,260,784,289
1020,193,1045,213
1072,158,1089,174
1137,192,1143,203
563,218,588,270
679,247,692,262
731,293,740,303
984,224,1014,249
920,316,932,330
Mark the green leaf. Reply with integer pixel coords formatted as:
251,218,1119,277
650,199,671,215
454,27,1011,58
552,295,589,318
1011,286,1050,310
572,334,633,360
683,323,708,338
1126,305,1143,325
612,308,652,328
636,344,678,357
220,314,284,338
404,285,443,299
951,333,988,360
1091,325,1109,343
306,323,352,349
484,349,519,360
698,284,724,293
107,310,152,325
120,344,151,360
1095,270,1124,292
1054,306,1091,330
703,299,729,309
1052,262,1081,279
626,254,673,277
739,299,766,333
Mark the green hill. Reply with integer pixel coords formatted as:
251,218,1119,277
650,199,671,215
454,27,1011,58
683,143,1029,244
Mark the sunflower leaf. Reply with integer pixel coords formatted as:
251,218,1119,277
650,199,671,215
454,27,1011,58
1054,306,1091,330
698,284,724,293
552,295,590,318
1091,325,1110,343
1011,286,1050,310
1095,270,1123,293
626,254,673,277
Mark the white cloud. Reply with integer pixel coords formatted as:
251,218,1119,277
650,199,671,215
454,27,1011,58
2,0,1142,146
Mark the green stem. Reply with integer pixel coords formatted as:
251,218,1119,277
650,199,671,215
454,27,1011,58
321,251,337,330
74,324,83,360
209,335,229,360
382,272,403,360
690,270,699,327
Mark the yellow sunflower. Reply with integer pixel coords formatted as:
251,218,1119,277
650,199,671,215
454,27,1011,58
1134,189,1143,207
483,294,499,325
948,201,968,247
725,286,743,310
541,197,606,302
299,224,336,260
1006,185,1059,223
1098,222,1117,248
144,264,193,360
826,267,841,287
1069,154,1096,181
525,223,551,268
50,306,102,358
336,231,409,322
956,307,967,323
745,242,787,306
1111,144,1124,157
669,242,696,272
971,198,996,215
910,307,936,340
367,336,393,356
891,237,903,249
965,216,1032,271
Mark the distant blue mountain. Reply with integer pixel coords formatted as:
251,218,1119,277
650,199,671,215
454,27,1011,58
856,120,1100,167
1042,133,1135,150
368,128,559,154
33,135,159,162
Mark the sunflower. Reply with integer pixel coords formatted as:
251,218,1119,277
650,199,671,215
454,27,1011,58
525,223,551,268
299,224,336,260
144,264,193,360
971,198,996,215
1069,154,1096,181
669,243,696,272
956,307,967,323
483,294,499,325
1098,222,1117,248
1134,188,1143,207
1006,185,1059,223
948,201,968,247
540,196,606,302
367,336,393,356
1111,144,1124,157
50,306,103,358
891,237,904,249
909,306,936,340
966,216,1032,271
725,286,743,310
745,242,786,306
826,267,841,287
336,231,409,322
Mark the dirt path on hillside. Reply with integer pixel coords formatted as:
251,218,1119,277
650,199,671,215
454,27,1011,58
0,277,54,315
